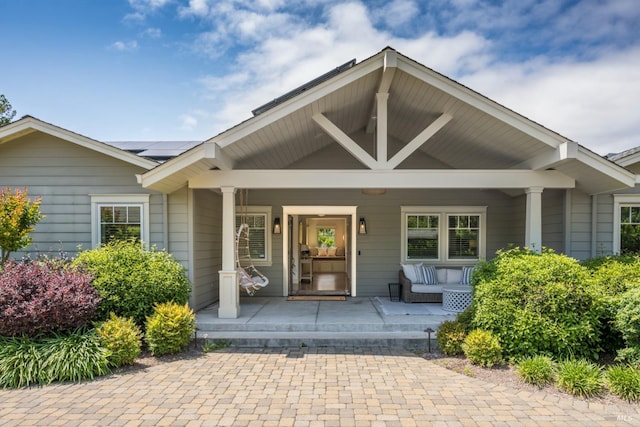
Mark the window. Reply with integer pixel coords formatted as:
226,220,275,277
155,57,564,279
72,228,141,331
613,195,640,254
236,206,272,265
448,215,480,259
91,194,150,247
317,228,336,247
401,206,486,263
100,205,141,243
406,215,439,260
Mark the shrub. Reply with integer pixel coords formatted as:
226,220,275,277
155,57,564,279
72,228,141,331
0,260,100,337
605,365,640,403
96,313,142,367
0,329,110,388
73,240,191,327
145,302,195,356
455,306,474,332
472,248,604,359
614,288,640,348
616,347,640,367
516,355,556,388
461,329,502,368
555,359,602,398
0,187,44,265
437,320,467,356
584,254,640,353
40,329,111,383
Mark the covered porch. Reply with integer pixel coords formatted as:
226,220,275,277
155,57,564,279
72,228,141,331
138,48,634,319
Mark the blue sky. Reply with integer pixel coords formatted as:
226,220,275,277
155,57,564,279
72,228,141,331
2,0,639,155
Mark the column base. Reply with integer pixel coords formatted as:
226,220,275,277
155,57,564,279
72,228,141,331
218,269,240,318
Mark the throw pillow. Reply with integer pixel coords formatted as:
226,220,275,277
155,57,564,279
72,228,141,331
401,263,424,284
460,266,475,285
422,265,438,285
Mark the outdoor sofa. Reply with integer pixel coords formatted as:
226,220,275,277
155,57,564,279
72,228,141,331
399,264,474,303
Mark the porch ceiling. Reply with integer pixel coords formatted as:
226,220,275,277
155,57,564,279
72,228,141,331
223,64,554,171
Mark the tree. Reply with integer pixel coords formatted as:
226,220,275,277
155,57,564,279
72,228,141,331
0,94,16,126
0,187,44,265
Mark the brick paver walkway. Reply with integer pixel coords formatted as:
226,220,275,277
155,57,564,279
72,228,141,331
1,347,638,426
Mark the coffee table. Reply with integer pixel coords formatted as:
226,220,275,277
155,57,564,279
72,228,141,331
442,285,473,312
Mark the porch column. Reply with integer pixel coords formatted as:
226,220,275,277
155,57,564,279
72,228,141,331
218,186,240,318
525,187,544,253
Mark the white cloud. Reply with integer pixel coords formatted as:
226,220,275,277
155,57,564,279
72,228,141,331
143,28,162,38
179,114,198,131
110,40,139,52
376,0,420,28
462,47,640,155
121,0,639,155
193,1,491,133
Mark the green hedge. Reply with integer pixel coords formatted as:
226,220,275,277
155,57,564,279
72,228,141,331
472,248,605,359
74,240,191,327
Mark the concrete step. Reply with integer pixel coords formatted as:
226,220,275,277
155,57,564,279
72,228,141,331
195,330,436,349
195,320,444,333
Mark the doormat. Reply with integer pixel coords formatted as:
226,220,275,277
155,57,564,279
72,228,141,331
287,295,347,301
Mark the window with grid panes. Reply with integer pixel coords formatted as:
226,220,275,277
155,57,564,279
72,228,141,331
99,205,142,244
406,214,439,260
236,213,267,260
620,206,640,253
448,214,480,259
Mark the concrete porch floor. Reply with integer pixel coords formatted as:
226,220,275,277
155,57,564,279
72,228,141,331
195,297,456,348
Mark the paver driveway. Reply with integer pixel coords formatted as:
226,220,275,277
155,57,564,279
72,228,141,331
1,347,638,426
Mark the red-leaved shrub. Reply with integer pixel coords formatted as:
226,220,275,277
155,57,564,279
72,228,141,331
0,260,100,337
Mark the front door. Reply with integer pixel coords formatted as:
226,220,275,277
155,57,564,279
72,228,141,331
282,206,359,297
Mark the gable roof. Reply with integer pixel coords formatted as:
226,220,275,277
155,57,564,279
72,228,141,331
0,116,159,170
138,47,634,194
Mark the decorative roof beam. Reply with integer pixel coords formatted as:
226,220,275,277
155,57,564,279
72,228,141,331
366,50,397,134
203,142,234,170
514,141,578,170
386,113,452,169
312,113,378,169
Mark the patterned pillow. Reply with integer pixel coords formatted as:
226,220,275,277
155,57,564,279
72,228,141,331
460,266,475,285
422,265,438,285
401,263,424,284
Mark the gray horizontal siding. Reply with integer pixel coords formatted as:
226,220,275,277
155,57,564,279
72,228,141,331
0,132,163,259
242,188,526,297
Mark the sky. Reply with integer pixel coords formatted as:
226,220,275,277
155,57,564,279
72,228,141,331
1,0,639,155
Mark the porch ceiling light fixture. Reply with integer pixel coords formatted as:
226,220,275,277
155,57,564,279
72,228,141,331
273,217,281,234
361,188,386,196
358,217,367,235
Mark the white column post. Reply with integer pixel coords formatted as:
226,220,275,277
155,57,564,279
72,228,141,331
218,186,240,318
525,187,544,253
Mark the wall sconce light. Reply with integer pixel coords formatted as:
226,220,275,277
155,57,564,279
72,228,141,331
273,217,281,234
358,217,367,235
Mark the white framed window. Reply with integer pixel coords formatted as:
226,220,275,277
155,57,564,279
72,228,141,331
236,206,273,266
613,195,640,254
401,206,487,263
90,194,150,247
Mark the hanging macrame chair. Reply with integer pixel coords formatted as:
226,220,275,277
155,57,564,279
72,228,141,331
236,190,270,296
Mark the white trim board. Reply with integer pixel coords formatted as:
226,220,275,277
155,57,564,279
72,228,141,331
282,206,358,297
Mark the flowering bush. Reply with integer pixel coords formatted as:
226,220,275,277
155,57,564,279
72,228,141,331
0,187,43,265
0,260,100,337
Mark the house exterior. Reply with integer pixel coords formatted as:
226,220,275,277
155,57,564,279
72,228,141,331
2,47,639,319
